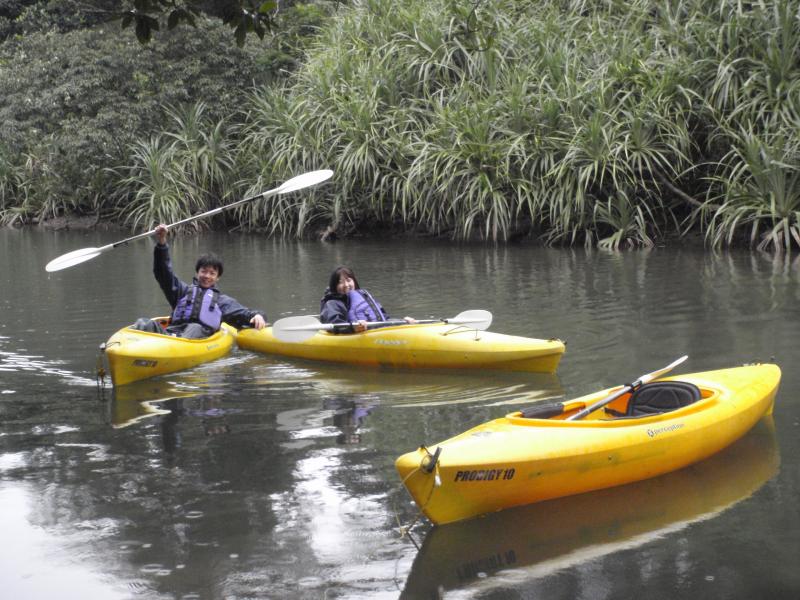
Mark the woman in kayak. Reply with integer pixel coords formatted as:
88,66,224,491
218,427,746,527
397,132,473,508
132,224,267,338
320,265,415,333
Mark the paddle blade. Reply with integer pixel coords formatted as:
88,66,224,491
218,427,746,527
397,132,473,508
275,169,333,195
271,315,332,343
45,247,104,272
567,355,690,421
639,354,688,385
446,309,492,330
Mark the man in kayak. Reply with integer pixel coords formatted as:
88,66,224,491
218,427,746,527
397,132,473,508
133,224,267,338
320,265,414,333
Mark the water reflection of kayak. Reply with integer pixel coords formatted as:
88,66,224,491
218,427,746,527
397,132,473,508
400,418,779,598
101,318,237,386
108,379,199,428
307,364,564,408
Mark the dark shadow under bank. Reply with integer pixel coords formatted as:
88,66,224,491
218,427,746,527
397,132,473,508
22,218,712,249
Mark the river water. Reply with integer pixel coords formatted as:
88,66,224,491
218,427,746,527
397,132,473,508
1,228,798,599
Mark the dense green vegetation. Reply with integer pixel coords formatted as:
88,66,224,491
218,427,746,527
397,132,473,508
0,0,327,227
2,0,798,251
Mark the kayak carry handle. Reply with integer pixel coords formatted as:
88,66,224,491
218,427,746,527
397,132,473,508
422,446,442,474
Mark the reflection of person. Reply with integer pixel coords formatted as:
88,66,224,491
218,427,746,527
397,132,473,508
160,399,184,454
192,397,232,436
159,398,232,456
133,224,267,338
324,395,374,445
319,266,415,333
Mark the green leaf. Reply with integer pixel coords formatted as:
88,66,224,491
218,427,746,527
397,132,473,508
167,10,181,30
235,22,246,47
135,17,152,43
259,2,277,14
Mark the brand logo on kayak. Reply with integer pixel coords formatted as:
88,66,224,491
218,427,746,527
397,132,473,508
647,423,684,437
133,359,157,368
373,340,408,346
206,343,219,350
454,468,515,482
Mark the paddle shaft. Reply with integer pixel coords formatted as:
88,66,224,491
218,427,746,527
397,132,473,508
326,317,479,332
566,355,689,421
47,193,272,266
110,189,284,249
45,169,333,272
271,310,493,343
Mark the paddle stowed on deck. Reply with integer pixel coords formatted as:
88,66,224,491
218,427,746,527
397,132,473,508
395,357,782,525
237,311,566,373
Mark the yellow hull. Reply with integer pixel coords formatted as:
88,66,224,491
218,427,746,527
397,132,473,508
103,318,236,386
237,323,565,373
395,363,781,525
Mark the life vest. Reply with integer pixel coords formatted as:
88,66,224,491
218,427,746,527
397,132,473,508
346,289,387,322
172,286,222,331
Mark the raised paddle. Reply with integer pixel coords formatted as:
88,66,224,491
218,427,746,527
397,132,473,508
271,309,493,343
45,169,334,272
566,355,689,421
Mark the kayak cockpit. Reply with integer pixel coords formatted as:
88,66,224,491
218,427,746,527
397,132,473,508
514,380,712,423
601,381,702,418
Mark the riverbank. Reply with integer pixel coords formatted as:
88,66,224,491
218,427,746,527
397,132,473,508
3,1,798,252
13,216,711,250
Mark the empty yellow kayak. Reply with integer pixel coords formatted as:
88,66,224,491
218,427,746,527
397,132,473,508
102,317,237,386
236,322,565,373
401,417,778,596
395,363,781,525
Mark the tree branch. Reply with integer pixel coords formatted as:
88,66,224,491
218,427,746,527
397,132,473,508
653,169,720,211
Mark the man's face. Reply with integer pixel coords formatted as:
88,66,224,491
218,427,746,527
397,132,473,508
196,266,220,289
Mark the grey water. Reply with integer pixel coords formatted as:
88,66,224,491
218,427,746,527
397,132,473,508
1,228,798,599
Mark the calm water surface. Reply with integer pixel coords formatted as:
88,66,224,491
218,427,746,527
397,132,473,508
1,228,798,599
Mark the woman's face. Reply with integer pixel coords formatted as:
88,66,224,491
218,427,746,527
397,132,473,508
336,275,357,294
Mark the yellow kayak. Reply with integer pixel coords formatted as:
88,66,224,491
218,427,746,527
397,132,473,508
102,317,237,386
395,362,781,525
401,418,778,596
237,323,565,373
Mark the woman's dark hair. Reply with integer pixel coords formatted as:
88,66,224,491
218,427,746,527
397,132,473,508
328,265,359,293
195,253,224,277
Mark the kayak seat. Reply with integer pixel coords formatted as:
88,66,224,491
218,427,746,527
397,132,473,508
626,381,702,417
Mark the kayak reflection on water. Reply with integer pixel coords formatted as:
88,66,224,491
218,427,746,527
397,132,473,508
108,380,198,429
399,418,779,598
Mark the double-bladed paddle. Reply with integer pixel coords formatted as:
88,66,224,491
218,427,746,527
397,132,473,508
271,309,493,343
45,169,334,272
566,355,689,421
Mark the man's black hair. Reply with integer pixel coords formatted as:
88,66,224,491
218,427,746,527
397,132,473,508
195,253,224,277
